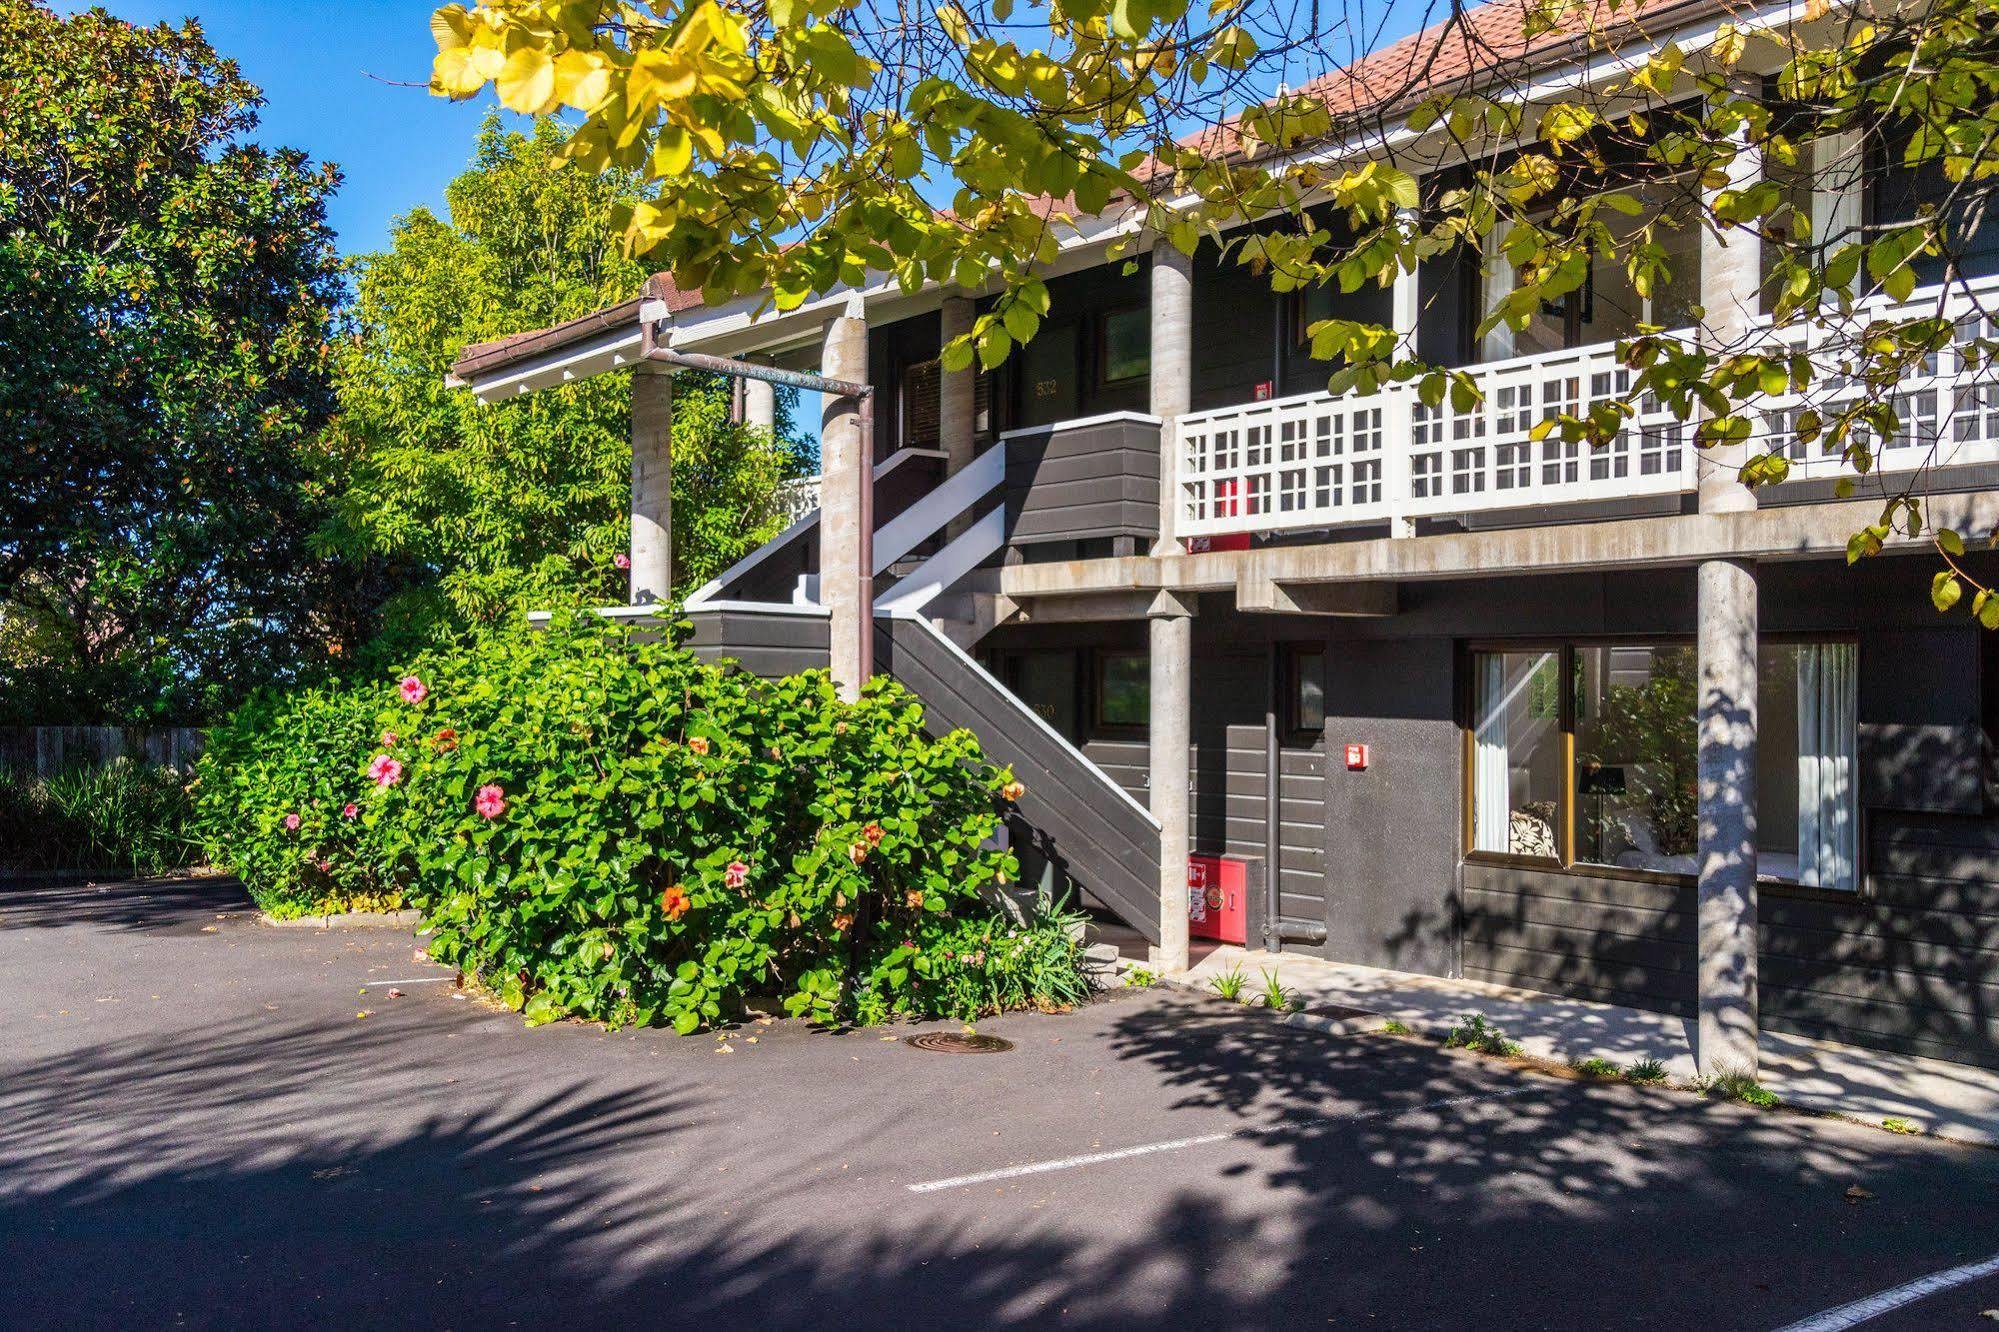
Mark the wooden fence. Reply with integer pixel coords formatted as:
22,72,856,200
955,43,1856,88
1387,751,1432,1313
0,727,204,776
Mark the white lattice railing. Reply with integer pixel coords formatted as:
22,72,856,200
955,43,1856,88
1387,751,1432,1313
1176,281,1999,540
775,475,821,526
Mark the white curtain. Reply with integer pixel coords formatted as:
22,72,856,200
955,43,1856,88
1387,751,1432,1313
1796,642,1859,891
1473,654,1512,853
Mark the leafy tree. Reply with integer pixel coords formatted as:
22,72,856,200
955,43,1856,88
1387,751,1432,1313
427,0,1999,618
0,1,348,722
325,116,808,649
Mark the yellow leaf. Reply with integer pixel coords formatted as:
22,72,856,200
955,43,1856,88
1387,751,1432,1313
431,46,488,99
497,47,559,115
653,125,693,177
429,5,473,51
554,50,613,112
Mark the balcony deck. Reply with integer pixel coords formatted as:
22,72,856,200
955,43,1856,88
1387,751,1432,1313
1175,282,1999,542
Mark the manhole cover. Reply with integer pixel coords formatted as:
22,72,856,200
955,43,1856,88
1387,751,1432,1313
907,1031,1015,1054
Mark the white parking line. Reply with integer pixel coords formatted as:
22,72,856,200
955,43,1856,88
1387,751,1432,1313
1771,1251,1999,1332
906,1086,1535,1194
360,976,455,987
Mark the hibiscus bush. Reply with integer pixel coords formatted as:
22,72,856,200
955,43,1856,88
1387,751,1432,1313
197,615,1078,1031
194,685,406,917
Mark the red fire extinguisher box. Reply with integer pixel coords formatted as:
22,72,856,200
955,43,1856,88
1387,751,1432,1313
1187,854,1249,945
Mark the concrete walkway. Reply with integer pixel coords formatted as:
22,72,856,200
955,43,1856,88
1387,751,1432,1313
1181,946,1999,1147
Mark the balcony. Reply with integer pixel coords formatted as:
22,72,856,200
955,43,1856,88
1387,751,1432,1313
1175,283,1999,542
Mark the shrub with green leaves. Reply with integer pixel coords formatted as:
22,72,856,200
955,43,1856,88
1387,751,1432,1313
193,684,405,918
0,760,198,876
199,615,1059,1032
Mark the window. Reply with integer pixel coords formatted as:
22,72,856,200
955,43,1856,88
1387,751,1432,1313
1469,651,1566,859
1095,650,1149,730
1099,307,1150,385
1574,644,1698,874
1286,645,1327,737
1007,651,1080,744
1293,285,1337,346
1467,640,1859,889
1762,642,1859,890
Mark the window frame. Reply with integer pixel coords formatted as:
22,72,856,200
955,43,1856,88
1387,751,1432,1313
1091,648,1151,737
1281,642,1328,743
1094,305,1151,389
1459,634,1866,898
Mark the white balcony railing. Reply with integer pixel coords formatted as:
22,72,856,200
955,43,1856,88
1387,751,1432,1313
1176,283,1999,541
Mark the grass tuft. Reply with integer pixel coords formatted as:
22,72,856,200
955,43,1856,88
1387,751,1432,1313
1570,1056,1622,1078
1626,1057,1668,1084
1701,1071,1781,1108
1444,1012,1520,1057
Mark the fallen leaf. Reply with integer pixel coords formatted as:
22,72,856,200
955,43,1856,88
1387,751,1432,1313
1843,1185,1875,1203
388,988,405,998
715,1043,734,1053
356,1010,370,1019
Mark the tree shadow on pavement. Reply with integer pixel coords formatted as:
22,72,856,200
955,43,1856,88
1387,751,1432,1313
4,975,1998,1328
0,873,255,934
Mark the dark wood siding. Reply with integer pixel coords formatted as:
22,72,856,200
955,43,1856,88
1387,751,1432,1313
1462,863,1698,1015
685,610,830,679
1760,813,1999,1067
1004,417,1160,548
877,617,1162,940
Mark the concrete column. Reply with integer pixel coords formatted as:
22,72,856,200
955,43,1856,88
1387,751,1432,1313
629,364,673,605
1148,590,1194,972
1696,556,1759,1079
820,297,870,700
1692,86,1763,1078
742,373,776,435
1697,83,1763,517
1151,238,1194,555
939,293,977,540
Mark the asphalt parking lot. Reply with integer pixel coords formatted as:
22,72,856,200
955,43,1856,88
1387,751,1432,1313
3,875,1997,1330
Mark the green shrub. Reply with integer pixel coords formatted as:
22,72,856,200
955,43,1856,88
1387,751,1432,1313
199,615,1066,1032
852,900,1094,1025
1571,1056,1623,1078
1444,1012,1520,1057
0,760,198,876
193,683,404,918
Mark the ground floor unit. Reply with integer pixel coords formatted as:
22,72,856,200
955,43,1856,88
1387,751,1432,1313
977,553,1999,1073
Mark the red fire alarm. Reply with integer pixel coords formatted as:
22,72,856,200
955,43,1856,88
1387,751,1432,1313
1253,380,1275,401
1344,742,1370,771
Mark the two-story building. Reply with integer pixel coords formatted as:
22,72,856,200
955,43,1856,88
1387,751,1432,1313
448,0,1999,1077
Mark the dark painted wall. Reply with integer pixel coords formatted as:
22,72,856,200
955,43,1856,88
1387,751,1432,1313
1322,638,1461,979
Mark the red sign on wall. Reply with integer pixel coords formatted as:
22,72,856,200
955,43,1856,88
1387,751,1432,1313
1344,743,1370,771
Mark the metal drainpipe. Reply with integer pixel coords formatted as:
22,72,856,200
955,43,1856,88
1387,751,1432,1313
1263,646,1283,954
640,319,876,683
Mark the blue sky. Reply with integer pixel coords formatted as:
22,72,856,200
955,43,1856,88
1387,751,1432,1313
64,1,515,257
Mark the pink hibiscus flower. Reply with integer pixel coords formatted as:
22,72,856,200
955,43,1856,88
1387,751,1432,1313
380,730,399,748
474,784,507,820
723,860,750,890
283,813,301,832
342,803,359,820
614,552,631,570
368,754,403,789
399,675,428,705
